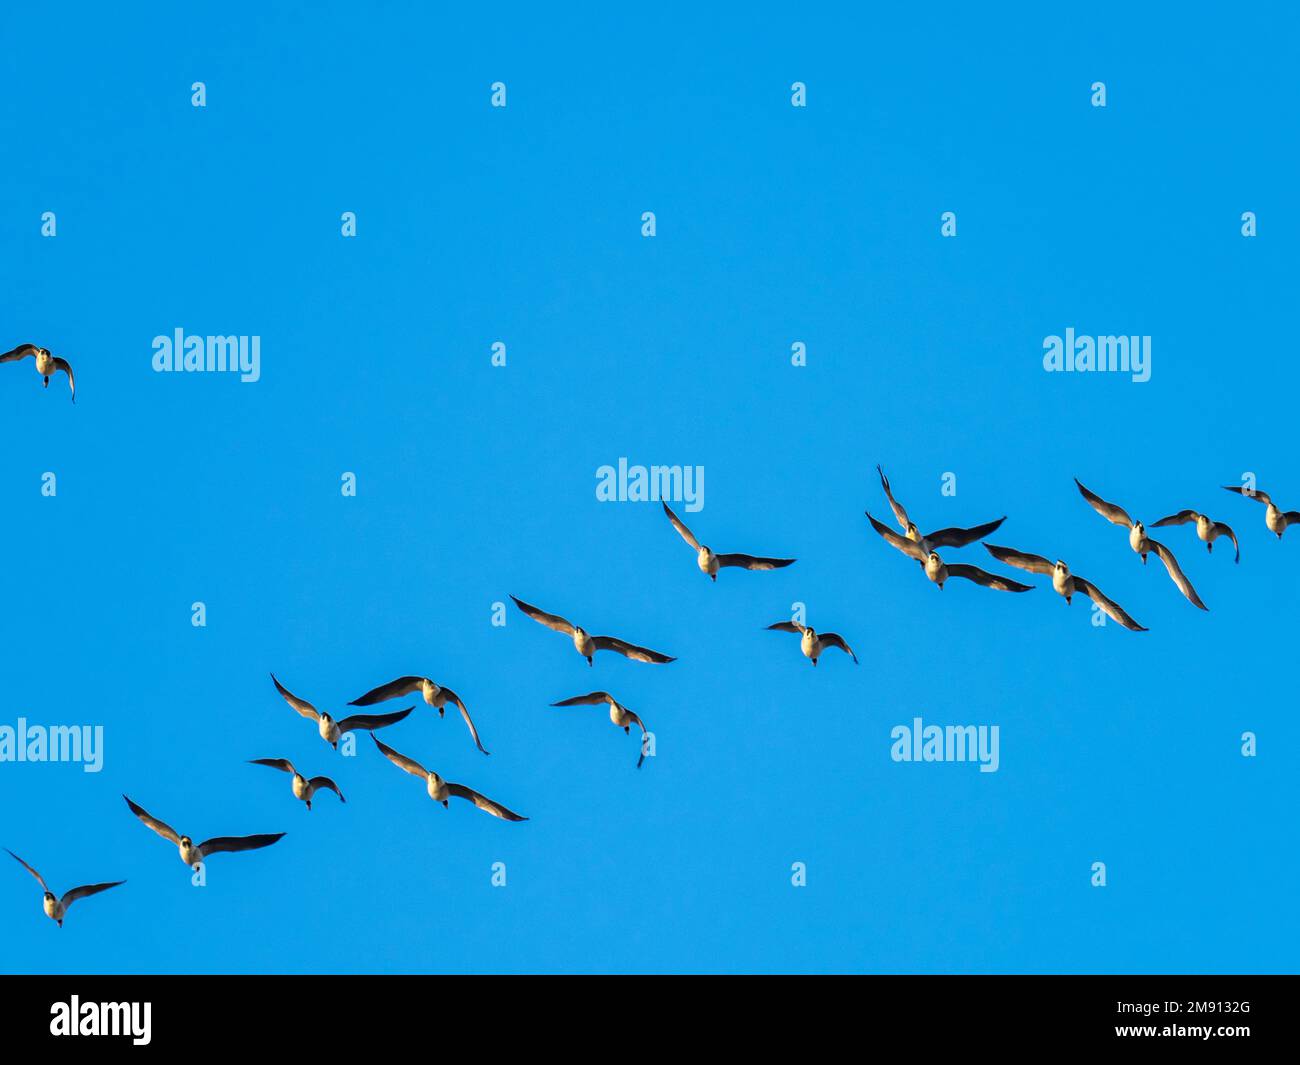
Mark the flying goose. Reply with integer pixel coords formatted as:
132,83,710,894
765,621,858,666
348,676,488,754
249,758,346,810
271,673,412,750
1222,484,1300,539
661,501,795,581
1,344,75,402
1075,479,1208,610
550,691,650,767
123,796,285,868
876,465,1006,555
371,736,527,821
1150,509,1240,562
867,512,1034,592
983,543,1147,631
510,595,675,666
5,849,123,928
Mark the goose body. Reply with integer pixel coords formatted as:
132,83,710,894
6,849,123,928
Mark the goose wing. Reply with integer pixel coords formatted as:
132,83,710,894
348,676,423,706
715,552,796,571
590,635,675,663
52,357,75,402
866,511,927,561
1071,577,1147,631
5,849,49,892
61,880,125,909
1075,479,1134,528
661,502,700,551
818,632,858,663
197,833,286,857
307,777,346,803
270,674,320,722
627,711,651,769
1214,522,1241,562
510,595,575,635
1222,485,1272,506
982,543,1055,575
444,782,528,822
1151,510,1198,527
337,706,413,733
0,344,38,362
249,758,296,775
439,686,489,755
924,516,1007,549
944,564,1035,592
876,465,912,530
551,691,615,707
1149,539,1208,610
123,796,182,845
372,734,429,778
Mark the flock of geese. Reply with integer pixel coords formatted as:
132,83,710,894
866,467,1295,632
5,353,1297,927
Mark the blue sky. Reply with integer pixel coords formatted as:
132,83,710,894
1,2,1296,973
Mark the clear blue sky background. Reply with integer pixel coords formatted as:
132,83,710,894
2,3,1296,974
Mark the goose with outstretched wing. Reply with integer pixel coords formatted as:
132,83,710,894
5,849,123,928
1075,479,1208,610
983,543,1147,632
1,343,76,402
510,595,675,667
271,673,412,750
